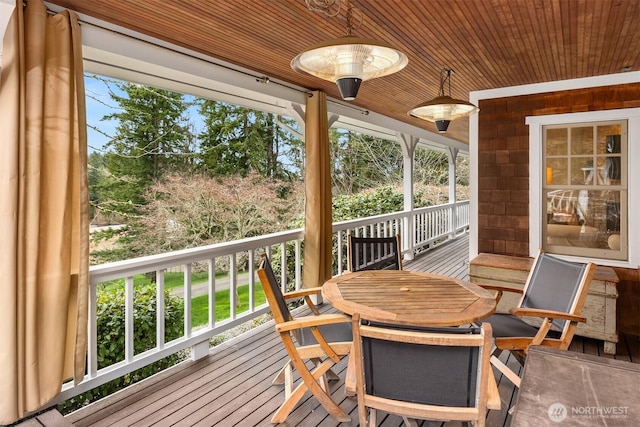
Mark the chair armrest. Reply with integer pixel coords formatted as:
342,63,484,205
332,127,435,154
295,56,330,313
476,283,524,295
275,313,351,333
475,282,523,303
509,307,587,323
486,372,501,410
283,287,322,299
283,287,324,315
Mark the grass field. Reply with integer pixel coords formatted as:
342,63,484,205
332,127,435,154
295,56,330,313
191,283,266,326
97,271,219,291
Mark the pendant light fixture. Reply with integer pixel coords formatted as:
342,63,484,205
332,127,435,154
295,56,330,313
291,0,408,101
408,68,479,133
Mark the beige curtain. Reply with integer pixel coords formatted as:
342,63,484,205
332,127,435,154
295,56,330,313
302,91,332,288
0,0,89,423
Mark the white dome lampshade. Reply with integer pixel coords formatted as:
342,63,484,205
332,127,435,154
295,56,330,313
408,69,479,133
292,35,408,100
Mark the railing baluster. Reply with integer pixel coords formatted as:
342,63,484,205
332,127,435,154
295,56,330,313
248,250,255,311
280,242,286,291
125,276,134,362
88,282,97,378
208,257,216,327
295,239,301,290
230,253,237,319
156,270,165,350
184,264,192,337
337,230,344,275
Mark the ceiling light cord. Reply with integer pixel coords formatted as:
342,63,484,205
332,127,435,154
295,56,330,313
439,69,454,97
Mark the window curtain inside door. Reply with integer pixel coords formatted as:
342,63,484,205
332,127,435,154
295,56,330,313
302,91,332,288
0,0,89,423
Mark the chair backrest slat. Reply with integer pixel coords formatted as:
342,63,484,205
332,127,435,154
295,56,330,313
348,234,402,272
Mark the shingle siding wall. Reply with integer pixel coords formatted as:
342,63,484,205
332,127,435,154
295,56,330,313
477,82,640,257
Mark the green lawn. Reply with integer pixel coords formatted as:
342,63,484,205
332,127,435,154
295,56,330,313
191,283,266,327
98,270,227,291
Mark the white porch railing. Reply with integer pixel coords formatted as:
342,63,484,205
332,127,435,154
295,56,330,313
56,200,469,402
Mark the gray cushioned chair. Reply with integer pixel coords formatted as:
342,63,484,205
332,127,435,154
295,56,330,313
351,313,500,427
480,250,596,387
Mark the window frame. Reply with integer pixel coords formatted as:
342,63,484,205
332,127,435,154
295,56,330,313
527,108,640,268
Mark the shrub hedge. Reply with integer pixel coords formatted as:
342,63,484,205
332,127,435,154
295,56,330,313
58,284,185,414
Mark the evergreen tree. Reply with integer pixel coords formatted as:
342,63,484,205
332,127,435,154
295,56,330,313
87,151,106,221
100,83,194,216
198,100,302,180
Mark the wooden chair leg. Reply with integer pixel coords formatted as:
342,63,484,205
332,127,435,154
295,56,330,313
314,357,340,382
325,368,340,382
283,362,293,400
272,360,290,385
368,409,377,427
490,355,521,388
314,359,330,393
402,416,419,427
271,357,350,423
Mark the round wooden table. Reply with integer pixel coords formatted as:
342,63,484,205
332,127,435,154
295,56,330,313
322,270,497,326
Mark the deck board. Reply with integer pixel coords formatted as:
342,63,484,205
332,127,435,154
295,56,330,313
65,234,639,427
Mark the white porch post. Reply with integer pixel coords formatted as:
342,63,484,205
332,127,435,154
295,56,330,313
448,147,459,238
397,133,418,261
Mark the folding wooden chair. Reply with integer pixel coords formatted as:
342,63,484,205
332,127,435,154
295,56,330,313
257,254,352,423
480,250,596,387
351,313,500,427
347,233,402,272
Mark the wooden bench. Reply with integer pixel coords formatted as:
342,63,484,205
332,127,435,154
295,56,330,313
469,253,619,354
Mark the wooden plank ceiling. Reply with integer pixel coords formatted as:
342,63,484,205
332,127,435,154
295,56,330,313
47,0,640,144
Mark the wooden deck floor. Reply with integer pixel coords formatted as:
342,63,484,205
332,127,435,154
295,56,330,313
64,234,639,427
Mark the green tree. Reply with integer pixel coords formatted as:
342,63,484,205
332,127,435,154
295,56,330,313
100,83,195,217
414,147,450,186
88,152,107,221
198,101,303,180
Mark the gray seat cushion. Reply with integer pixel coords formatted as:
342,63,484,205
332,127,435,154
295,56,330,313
486,313,561,339
299,322,352,346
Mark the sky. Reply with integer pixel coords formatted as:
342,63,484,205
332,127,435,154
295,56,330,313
85,75,120,154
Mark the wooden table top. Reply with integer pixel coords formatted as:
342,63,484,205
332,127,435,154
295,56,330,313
322,270,497,327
